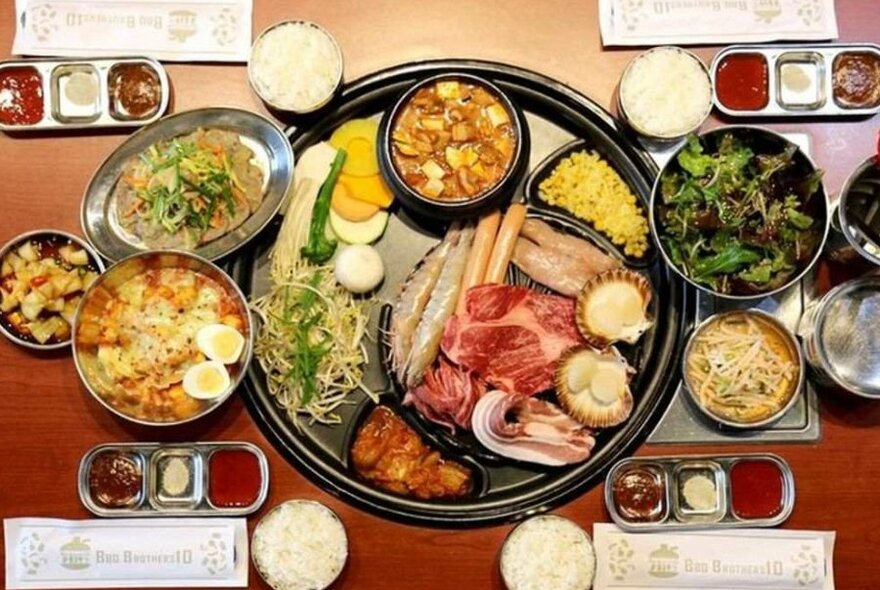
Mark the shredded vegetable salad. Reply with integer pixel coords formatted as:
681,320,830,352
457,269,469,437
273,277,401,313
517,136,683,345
121,128,262,243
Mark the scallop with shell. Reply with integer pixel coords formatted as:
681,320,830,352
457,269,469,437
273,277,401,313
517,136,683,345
555,346,635,428
575,269,653,348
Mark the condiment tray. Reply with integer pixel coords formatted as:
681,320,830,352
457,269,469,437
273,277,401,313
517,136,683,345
605,453,795,532
711,44,880,118
0,57,170,132
78,442,269,517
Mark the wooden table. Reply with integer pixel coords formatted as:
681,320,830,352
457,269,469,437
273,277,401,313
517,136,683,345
2,1,879,587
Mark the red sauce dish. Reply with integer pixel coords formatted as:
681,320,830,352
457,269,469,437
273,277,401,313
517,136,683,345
0,66,44,125
833,52,880,109
729,458,785,519
612,465,666,522
208,448,263,508
88,450,143,508
715,53,770,111
108,62,162,120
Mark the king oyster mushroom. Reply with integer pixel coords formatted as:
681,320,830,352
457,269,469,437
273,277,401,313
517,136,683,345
575,269,653,348
555,346,635,428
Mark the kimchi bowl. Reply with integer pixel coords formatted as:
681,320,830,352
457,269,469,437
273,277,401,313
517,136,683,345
72,250,254,426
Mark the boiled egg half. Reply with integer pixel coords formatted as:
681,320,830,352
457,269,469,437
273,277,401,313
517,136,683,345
183,360,231,400
196,324,245,364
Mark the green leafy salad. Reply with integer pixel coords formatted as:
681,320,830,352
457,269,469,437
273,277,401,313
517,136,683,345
658,133,824,295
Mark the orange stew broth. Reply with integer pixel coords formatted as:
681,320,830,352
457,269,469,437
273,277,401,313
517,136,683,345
391,79,516,201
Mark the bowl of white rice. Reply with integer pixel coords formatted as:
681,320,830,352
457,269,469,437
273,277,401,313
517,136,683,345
248,21,343,114
618,46,713,140
500,515,595,590
252,500,348,590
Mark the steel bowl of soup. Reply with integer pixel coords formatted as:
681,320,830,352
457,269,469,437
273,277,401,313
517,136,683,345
72,250,253,426
682,310,804,428
378,73,529,219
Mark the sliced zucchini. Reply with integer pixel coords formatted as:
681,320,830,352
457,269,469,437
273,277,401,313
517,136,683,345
329,209,389,245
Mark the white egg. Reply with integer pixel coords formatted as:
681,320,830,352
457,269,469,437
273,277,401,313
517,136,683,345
182,361,232,400
334,244,384,294
196,323,245,364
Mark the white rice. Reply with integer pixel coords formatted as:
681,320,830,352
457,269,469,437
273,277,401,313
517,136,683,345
252,501,348,590
500,516,595,590
249,22,342,112
619,47,712,138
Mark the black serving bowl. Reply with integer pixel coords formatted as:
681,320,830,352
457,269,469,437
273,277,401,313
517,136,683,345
378,73,530,220
650,126,830,300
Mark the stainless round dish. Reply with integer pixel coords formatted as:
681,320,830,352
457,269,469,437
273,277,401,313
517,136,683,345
252,500,348,590
0,229,105,351
682,309,805,428
72,250,254,426
499,514,595,590
81,107,294,262
248,20,344,114
650,126,830,300
618,46,713,141
798,276,880,399
838,155,880,266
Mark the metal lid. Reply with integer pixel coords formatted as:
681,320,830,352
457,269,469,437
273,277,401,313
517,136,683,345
816,277,880,397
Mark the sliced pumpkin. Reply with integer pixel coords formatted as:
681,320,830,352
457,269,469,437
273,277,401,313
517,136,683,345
329,119,380,177
338,174,394,209
331,182,381,222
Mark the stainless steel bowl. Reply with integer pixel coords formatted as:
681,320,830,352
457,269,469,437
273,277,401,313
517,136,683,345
0,229,105,351
682,309,805,429
798,276,880,399
837,155,880,266
618,46,713,141
650,126,830,300
252,500,348,590
248,20,343,115
499,514,595,590
72,250,254,426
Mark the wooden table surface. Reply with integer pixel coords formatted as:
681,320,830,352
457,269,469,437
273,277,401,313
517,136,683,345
2,1,879,588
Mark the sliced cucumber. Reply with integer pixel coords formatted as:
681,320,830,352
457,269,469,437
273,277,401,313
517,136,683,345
329,209,389,245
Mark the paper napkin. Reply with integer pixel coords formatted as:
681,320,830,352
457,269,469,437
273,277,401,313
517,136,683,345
599,0,838,46
4,518,248,588
12,0,253,62
593,523,835,590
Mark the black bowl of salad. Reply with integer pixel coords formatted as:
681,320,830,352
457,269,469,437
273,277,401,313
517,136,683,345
650,126,829,299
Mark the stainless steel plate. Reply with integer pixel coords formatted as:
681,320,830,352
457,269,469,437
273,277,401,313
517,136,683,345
81,107,294,262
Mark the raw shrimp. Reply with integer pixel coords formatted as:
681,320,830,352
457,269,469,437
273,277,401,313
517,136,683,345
389,225,460,383
403,224,475,388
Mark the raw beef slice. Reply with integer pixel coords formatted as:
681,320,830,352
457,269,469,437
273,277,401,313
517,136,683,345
441,284,584,396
